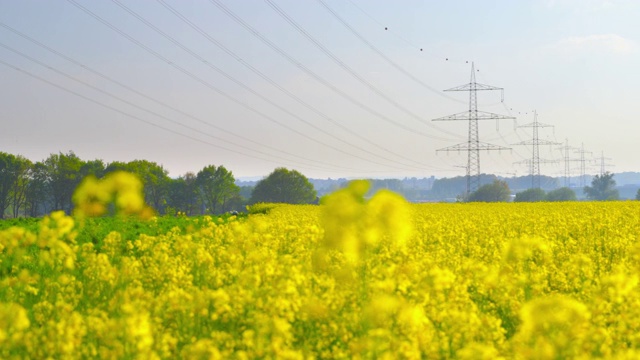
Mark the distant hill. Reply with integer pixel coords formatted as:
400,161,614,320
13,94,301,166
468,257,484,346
612,172,640,186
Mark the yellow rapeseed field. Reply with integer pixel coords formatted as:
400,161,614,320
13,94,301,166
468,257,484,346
2,177,640,359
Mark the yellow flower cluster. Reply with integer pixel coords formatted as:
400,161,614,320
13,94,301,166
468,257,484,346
2,182,640,358
72,171,154,219
320,180,413,264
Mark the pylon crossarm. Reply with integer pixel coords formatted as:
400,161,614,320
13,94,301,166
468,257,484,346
444,83,503,92
518,121,554,128
513,139,561,146
538,140,562,146
433,110,515,121
476,142,511,151
436,142,511,152
436,143,474,152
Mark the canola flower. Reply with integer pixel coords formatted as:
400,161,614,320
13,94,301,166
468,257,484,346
1,177,640,358
72,171,154,219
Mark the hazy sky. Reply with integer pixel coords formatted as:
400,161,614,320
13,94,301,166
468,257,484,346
1,0,638,179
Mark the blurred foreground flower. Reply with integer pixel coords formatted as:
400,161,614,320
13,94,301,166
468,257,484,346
73,171,154,219
319,180,413,264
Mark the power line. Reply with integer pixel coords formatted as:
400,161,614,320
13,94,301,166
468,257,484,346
316,0,467,105
152,0,444,171
345,0,414,46
0,42,376,174
344,0,525,113
0,21,347,169
0,57,359,174
264,0,465,139
64,0,429,173
110,0,430,171
344,0,469,65
479,101,534,163
323,1,532,163
209,0,458,142
1,22,455,176
108,0,421,171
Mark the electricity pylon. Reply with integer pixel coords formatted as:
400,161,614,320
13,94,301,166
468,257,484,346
556,139,577,187
596,151,614,176
514,158,534,181
432,63,514,196
574,143,593,187
512,111,560,189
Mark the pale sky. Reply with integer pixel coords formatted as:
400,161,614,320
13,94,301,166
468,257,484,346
1,0,638,179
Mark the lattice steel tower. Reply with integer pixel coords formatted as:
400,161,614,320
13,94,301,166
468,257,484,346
433,63,514,195
513,111,560,189
557,139,575,187
575,143,592,187
596,151,614,176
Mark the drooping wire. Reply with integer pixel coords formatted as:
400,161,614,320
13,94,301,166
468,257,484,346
316,0,470,106
65,0,432,172
108,0,409,169
0,57,362,174
151,0,445,170
0,42,364,171
0,21,353,169
344,0,468,65
263,0,465,139
209,0,461,142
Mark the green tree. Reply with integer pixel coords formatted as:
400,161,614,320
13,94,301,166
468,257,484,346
250,168,316,204
196,165,239,214
514,188,546,202
636,188,640,201
168,172,200,215
25,161,49,217
430,174,497,200
8,155,32,218
80,159,105,178
584,172,619,201
224,192,246,214
468,180,511,202
0,152,27,218
546,187,577,202
103,161,128,173
106,160,170,213
167,177,187,215
44,151,84,213
239,185,254,200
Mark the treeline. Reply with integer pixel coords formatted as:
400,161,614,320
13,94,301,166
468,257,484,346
302,175,560,202
0,151,245,218
278,177,436,199
427,174,561,201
